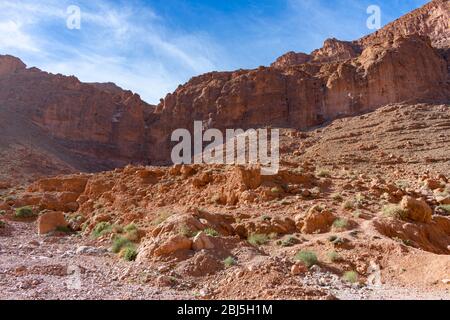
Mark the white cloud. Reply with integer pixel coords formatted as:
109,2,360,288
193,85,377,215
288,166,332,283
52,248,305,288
0,0,221,103
0,21,39,52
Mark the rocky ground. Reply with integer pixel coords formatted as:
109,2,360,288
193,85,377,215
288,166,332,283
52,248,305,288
1,103,449,300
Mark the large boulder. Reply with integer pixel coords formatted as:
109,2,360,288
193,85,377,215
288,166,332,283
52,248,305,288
400,196,432,223
300,206,336,234
37,211,68,235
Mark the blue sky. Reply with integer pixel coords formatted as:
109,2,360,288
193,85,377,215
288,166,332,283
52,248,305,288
0,0,429,103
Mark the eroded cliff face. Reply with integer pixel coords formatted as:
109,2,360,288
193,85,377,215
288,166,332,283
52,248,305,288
0,58,154,165
0,0,448,179
149,34,449,162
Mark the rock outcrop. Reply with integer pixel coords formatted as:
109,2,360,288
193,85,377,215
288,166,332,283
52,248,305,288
0,0,448,182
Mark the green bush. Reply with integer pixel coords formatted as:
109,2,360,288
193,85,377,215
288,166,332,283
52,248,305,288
270,187,282,195
248,233,269,246
204,228,219,237
438,205,450,214
382,204,407,219
331,193,343,202
91,222,112,238
111,236,132,253
15,206,35,218
294,250,318,268
316,169,331,178
342,271,358,283
342,200,354,211
327,251,341,262
333,218,348,230
223,256,237,268
279,235,298,247
121,246,137,262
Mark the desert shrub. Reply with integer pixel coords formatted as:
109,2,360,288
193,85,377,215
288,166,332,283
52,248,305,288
294,250,318,268
353,210,362,219
204,228,219,237
0,210,6,216
333,218,348,230
279,235,298,247
261,215,272,221
382,204,407,219
316,169,331,178
342,271,358,283
120,246,137,262
331,193,343,202
248,233,269,246
111,236,132,253
438,205,450,214
123,223,137,233
15,206,35,218
91,222,112,238
152,210,172,226
271,187,282,195
0,220,5,228
327,251,341,262
179,225,197,238
223,256,237,268
395,180,410,189
342,200,355,211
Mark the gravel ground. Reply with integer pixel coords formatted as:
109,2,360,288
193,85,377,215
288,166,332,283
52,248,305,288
0,220,191,300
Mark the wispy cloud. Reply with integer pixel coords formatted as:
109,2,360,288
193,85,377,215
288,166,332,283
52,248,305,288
0,0,221,103
0,0,429,103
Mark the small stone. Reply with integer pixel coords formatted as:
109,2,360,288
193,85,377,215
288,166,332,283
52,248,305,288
291,264,307,275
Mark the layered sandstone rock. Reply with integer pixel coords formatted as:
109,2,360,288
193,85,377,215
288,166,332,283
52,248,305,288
0,0,448,181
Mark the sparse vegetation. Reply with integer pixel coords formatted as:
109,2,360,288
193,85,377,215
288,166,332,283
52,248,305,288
342,200,355,211
294,250,318,268
382,204,407,219
0,210,6,216
316,168,331,178
223,256,237,268
353,210,362,219
271,187,282,195
342,271,358,283
179,225,197,238
261,215,272,221
15,206,35,218
151,210,172,226
279,235,298,247
0,220,5,228
333,218,348,230
120,246,137,262
248,233,269,246
327,250,341,262
111,236,133,253
204,228,219,237
331,193,343,202
395,180,410,189
438,205,450,214
91,222,112,238
354,193,366,207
